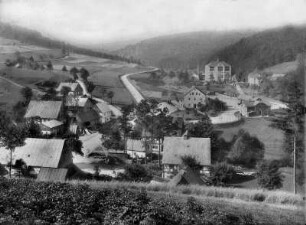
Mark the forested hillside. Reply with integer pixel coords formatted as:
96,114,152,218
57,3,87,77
0,22,140,64
115,30,253,69
210,25,306,78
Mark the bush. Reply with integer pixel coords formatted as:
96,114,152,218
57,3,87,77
256,160,283,190
0,178,259,225
117,164,152,182
209,162,236,186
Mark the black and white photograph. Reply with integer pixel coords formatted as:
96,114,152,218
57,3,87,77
0,0,305,224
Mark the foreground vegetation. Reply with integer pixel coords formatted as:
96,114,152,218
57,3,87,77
1,178,304,225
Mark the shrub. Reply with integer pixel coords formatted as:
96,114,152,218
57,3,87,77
252,193,266,202
209,162,236,186
256,160,283,190
117,164,152,182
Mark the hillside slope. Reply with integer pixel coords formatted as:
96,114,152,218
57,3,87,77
210,25,306,77
115,30,254,69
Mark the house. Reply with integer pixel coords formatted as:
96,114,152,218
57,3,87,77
168,167,206,186
204,59,231,82
247,72,262,86
41,120,64,135
65,96,93,112
126,138,162,159
24,101,64,135
0,138,66,174
126,139,147,159
157,102,178,115
37,168,68,182
95,102,112,123
238,98,271,117
162,136,211,179
183,86,207,109
56,82,83,96
269,73,286,81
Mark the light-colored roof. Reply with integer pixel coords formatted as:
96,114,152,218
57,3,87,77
184,86,207,97
79,133,103,156
126,139,145,152
96,102,111,113
0,138,65,168
207,60,230,67
56,82,80,92
248,72,261,79
41,120,63,129
25,101,62,119
37,168,68,182
66,96,91,107
162,137,211,165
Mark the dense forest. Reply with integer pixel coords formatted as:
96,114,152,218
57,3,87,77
210,25,306,78
0,22,141,64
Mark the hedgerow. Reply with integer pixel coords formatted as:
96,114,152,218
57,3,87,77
0,178,258,225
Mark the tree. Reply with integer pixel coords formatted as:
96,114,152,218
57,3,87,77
107,91,114,104
256,160,283,190
62,65,68,72
61,86,71,97
209,162,236,186
0,111,26,177
12,101,27,122
41,88,57,100
118,164,152,182
20,87,33,103
186,115,213,138
25,120,41,138
64,136,83,156
70,67,79,77
79,67,90,81
46,61,53,71
227,130,264,168
181,155,203,171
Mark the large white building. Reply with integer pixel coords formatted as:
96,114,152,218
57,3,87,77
183,86,207,109
204,60,231,82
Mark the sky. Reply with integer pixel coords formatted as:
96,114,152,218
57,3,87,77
1,0,306,45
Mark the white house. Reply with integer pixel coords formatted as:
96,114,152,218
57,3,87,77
248,72,262,86
95,102,112,123
56,82,83,96
183,86,207,109
204,59,231,82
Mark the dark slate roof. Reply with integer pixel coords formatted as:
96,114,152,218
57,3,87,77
37,168,68,182
169,167,205,186
25,101,62,119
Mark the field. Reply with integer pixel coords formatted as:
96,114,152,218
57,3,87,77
1,178,304,225
263,60,298,74
215,117,285,160
0,77,23,111
52,54,150,105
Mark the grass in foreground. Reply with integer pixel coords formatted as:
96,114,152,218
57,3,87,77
69,180,304,207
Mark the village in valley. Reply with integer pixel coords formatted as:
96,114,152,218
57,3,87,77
0,1,305,224
0,49,299,189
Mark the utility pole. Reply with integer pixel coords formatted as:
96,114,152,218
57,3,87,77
293,135,296,194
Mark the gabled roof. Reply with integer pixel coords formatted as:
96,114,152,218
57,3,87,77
248,72,261,79
25,101,62,119
37,168,68,182
41,120,63,129
126,139,145,152
206,60,230,67
96,102,111,113
0,138,65,168
241,99,271,107
66,96,91,107
184,86,207,97
56,82,80,92
169,167,205,186
162,137,211,166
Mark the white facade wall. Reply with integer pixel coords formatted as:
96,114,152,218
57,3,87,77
204,63,231,82
183,89,207,109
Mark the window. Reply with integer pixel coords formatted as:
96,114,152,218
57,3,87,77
189,98,190,100
225,66,230,71
218,66,223,71
210,66,214,71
